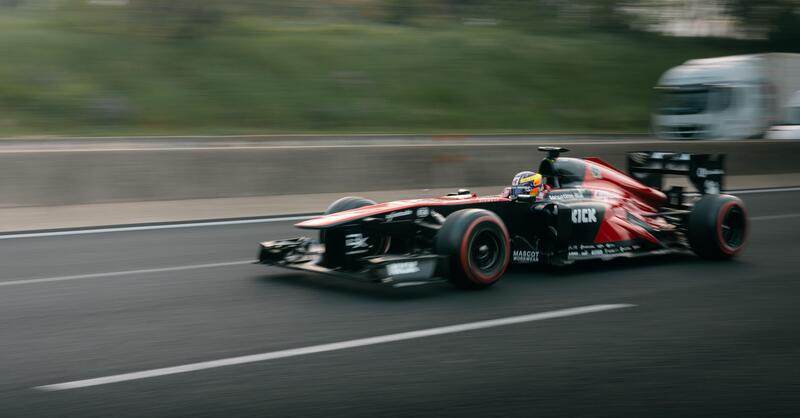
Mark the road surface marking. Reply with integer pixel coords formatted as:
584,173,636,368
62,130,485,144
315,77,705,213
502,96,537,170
0,215,317,240
34,303,635,391
751,213,800,221
0,139,773,153
1,132,644,141
0,260,254,287
0,141,660,153
684,187,800,197
1,210,790,288
732,186,800,194
0,142,666,153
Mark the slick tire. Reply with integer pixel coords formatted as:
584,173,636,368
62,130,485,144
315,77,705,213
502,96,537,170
435,209,511,289
687,194,748,259
319,197,376,244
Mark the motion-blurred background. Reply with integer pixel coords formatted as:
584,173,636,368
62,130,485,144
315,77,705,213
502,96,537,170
2,3,800,418
1,0,798,136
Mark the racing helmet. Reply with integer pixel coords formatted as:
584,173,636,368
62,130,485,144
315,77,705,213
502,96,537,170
510,171,543,199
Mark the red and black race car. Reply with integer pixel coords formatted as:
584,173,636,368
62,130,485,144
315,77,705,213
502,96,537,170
257,147,747,289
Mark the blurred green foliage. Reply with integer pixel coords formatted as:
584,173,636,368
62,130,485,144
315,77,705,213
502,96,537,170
0,1,788,135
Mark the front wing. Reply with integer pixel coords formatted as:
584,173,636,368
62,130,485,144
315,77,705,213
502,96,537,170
257,238,448,288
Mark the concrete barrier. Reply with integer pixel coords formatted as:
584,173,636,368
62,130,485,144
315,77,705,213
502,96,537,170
1,137,799,207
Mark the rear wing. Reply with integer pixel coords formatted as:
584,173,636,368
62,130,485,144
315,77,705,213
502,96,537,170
627,151,725,195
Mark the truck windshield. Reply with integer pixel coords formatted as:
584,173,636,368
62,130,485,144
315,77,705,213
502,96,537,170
658,88,709,115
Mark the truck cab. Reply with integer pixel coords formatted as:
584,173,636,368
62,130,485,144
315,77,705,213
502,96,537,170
653,55,769,140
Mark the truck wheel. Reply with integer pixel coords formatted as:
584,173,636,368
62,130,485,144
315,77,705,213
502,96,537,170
435,209,510,289
687,194,748,259
319,197,376,244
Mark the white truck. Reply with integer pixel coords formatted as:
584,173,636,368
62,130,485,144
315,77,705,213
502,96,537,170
653,53,800,140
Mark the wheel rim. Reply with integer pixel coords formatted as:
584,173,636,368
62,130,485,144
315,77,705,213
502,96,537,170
471,230,501,273
720,205,745,249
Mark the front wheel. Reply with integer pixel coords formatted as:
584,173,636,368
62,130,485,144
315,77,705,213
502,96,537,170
319,196,377,245
435,209,511,289
687,194,748,259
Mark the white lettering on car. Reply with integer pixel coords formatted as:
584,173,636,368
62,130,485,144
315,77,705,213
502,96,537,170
512,250,539,263
571,208,598,224
386,261,420,276
345,233,370,254
592,190,622,201
547,189,584,201
696,168,724,178
385,210,413,221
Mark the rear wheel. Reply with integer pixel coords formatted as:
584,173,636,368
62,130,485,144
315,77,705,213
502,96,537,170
435,209,511,289
687,194,748,259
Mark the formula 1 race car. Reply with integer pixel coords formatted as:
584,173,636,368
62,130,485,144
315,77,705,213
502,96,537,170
257,147,747,289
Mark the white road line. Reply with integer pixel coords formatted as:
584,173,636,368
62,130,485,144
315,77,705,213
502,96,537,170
731,186,800,194
0,215,317,240
684,187,800,197
0,139,766,153
34,303,635,391
0,260,254,287
2,211,791,287
751,213,800,221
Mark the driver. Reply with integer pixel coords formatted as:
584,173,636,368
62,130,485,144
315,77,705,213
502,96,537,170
509,171,544,200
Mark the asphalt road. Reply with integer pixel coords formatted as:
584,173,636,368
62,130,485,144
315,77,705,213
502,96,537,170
0,190,798,417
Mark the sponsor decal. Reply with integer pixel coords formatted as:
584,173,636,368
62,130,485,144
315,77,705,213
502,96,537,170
696,168,724,178
416,207,430,218
590,165,602,179
650,152,689,161
385,209,413,221
345,233,369,255
546,189,584,201
592,189,621,201
386,261,420,276
571,208,597,224
513,250,539,263
567,243,641,258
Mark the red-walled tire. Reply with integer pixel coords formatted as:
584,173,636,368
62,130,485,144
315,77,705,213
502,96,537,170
687,194,748,259
435,209,511,289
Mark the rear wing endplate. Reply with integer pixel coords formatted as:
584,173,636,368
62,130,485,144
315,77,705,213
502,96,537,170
627,151,725,195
